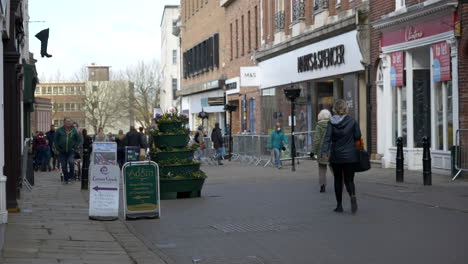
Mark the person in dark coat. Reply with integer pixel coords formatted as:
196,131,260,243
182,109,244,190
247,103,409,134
114,130,125,168
321,99,362,214
46,125,59,171
124,126,144,161
211,123,224,165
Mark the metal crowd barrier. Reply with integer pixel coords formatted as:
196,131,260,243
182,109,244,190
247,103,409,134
230,131,315,167
453,129,468,181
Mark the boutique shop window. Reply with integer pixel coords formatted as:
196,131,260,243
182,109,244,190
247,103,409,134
392,86,407,147
435,81,453,151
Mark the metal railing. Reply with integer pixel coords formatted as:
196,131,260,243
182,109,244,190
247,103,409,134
21,138,33,191
453,129,468,181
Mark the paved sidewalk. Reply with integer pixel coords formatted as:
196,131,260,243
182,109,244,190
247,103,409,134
0,171,167,264
203,159,468,213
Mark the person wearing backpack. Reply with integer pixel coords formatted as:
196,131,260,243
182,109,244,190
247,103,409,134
312,109,332,193
321,99,362,214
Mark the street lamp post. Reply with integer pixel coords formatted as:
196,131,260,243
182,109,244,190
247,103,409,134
284,85,301,172
224,104,237,161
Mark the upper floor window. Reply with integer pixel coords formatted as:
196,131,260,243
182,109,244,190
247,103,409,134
172,50,177,64
396,0,405,10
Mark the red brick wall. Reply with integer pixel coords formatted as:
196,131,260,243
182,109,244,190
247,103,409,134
370,0,395,154
459,3,468,129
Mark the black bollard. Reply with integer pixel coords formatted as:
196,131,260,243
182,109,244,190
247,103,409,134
396,137,404,182
422,136,432,186
81,149,90,190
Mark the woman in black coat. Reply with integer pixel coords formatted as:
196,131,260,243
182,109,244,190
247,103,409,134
321,99,362,213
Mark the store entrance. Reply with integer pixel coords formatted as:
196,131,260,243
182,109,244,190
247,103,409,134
316,82,334,115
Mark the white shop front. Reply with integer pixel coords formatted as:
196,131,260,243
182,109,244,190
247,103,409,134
374,3,458,172
257,29,367,136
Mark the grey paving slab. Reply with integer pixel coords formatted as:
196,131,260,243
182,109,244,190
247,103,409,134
126,161,468,264
1,170,167,264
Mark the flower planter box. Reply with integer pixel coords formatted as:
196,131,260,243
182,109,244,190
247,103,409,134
154,134,189,148
159,177,206,199
159,163,201,177
157,121,183,133
151,150,194,163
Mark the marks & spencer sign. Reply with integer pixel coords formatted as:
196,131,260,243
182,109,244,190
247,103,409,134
297,45,345,73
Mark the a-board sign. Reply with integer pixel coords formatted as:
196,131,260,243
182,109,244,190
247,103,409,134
125,146,140,162
89,165,120,220
93,142,117,166
122,161,160,219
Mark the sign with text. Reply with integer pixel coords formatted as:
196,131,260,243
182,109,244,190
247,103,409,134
123,161,160,219
390,51,405,87
432,42,451,82
93,142,117,166
381,13,454,47
89,165,120,220
240,67,260,87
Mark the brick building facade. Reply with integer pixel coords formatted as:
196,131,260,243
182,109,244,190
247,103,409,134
31,97,52,135
223,0,261,134
179,0,227,133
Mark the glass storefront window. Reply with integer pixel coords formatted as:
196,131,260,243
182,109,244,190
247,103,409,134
413,69,431,148
447,81,453,149
392,86,407,147
392,87,398,146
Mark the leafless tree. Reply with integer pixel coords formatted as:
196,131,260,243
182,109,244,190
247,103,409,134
124,60,161,129
81,81,132,133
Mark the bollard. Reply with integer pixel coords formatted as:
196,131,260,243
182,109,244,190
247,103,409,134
422,136,432,186
396,137,404,182
81,150,90,190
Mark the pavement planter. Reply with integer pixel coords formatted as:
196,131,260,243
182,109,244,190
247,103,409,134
123,161,160,219
151,113,207,199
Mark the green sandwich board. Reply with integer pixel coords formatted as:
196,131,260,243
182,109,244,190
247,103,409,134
122,161,160,219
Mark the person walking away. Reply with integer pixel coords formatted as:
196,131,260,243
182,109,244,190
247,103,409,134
211,123,224,165
94,128,106,142
321,99,362,214
54,118,81,184
270,123,288,169
123,126,144,161
82,129,93,174
105,132,114,142
115,130,125,168
193,125,205,160
46,125,58,171
312,109,332,193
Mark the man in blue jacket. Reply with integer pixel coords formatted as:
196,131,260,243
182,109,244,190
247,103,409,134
270,122,288,169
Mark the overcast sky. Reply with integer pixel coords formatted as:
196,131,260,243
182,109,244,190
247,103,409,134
28,0,180,81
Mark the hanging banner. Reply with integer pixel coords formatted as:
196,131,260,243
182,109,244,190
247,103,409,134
432,42,451,82
123,161,160,219
89,165,120,220
390,51,405,87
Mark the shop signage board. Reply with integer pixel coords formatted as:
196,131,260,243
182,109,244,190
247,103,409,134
93,142,117,166
432,41,451,82
381,13,454,47
240,67,260,87
89,164,120,220
390,51,405,87
258,30,364,89
122,161,160,219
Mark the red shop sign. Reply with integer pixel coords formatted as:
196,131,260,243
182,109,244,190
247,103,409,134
382,13,455,47
432,42,451,82
390,51,405,87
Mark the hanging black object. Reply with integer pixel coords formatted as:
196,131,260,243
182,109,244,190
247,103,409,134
35,28,52,58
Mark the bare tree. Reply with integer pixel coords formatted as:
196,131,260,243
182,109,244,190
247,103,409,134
81,81,131,133
72,64,88,82
124,60,161,129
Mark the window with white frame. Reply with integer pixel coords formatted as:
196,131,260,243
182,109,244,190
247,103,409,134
434,81,453,151
172,50,177,64
392,86,407,147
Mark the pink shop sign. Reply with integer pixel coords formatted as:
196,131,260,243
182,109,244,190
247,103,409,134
382,13,455,47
